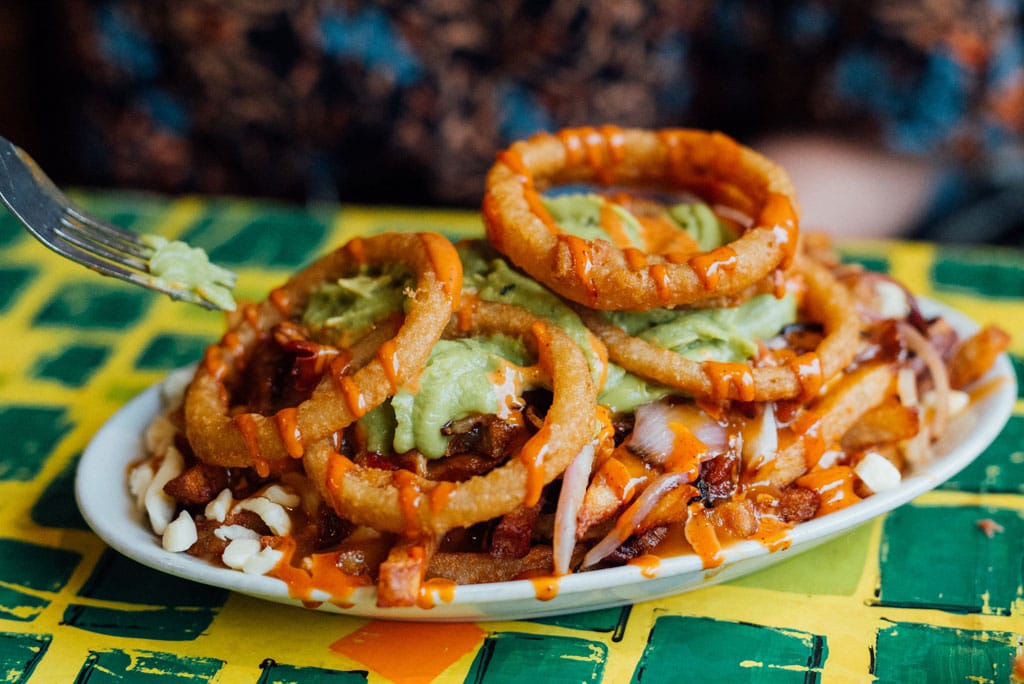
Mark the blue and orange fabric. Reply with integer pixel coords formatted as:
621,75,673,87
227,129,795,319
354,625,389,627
50,1,1024,243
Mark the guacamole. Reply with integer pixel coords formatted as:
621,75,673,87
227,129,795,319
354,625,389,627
142,235,237,310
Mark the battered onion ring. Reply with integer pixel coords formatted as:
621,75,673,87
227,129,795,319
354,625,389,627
578,256,860,403
482,126,800,310
185,232,461,474
302,301,597,537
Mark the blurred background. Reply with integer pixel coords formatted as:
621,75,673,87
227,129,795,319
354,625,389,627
2,0,1023,244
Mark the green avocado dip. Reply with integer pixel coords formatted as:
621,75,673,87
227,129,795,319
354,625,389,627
540,192,738,251
141,235,237,310
297,197,796,458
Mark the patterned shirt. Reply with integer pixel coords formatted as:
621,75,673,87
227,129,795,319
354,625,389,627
61,0,1024,242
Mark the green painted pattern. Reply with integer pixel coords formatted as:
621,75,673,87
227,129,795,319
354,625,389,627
134,334,208,370
0,267,35,312
0,586,49,623
630,615,827,682
73,649,223,683
932,246,1024,299
61,606,220,643
877,504,1023,614
0,212,25,248
77,551,227,607
465,632,607,683
873,622,1018,683
32,283,152,330
0,406,73,481
533,606,631,634
256,661,369,683
0,632,50,682
30,454,88,530
182,202,330,268
943,414,1024,493
0,539,80,592
32,345,110,387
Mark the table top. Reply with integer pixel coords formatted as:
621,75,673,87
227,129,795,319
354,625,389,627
0,191,1021,683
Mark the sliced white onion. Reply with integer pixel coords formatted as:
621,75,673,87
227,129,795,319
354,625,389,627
628,400,727,467
552,443,596,575
898,322,950,438
580,472,688,569
741,402,778,470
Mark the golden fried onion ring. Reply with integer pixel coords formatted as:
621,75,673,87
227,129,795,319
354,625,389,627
482,126,800,310
579,256,860,403
185,232,461,475
303,301,597,537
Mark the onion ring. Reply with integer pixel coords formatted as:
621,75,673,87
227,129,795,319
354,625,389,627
185,232,461,475
482,126,800,310
302,301,597,537
578,256,860,403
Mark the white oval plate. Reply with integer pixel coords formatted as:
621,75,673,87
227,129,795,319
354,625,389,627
76,300,1016,621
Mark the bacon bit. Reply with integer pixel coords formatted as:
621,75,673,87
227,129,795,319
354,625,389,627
976,518,1005,538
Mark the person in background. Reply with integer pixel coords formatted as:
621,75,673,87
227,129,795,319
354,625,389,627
18,1,1024,244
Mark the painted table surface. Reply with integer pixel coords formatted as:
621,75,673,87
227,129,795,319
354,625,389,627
0,191,1022,683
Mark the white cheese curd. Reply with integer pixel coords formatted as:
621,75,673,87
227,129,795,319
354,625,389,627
213,524,261,542
143,414,177,456
854,451,902,494
204,488,234,523
162,510,198,552
923,388,970,417
874,280,911,320
234,497,292,536
260,484,301,509
144,445,185,534
221,539,283,575
128,462,156,509
160,366,195,408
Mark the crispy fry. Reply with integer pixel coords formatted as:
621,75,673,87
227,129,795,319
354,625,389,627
948,324,1011,389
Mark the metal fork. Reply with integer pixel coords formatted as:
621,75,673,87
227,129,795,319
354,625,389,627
0,136,236,310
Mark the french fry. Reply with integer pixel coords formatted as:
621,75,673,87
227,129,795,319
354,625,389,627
948,325,1011,389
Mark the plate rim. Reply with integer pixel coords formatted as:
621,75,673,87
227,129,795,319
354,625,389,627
74,298,1017,621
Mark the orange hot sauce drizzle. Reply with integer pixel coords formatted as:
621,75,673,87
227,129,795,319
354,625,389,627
376,339,401,393
222,331,244,357
233,413,270,477
789,352,823,403
658,130,687,181
344,236,367,266
429,481,456,515
623,247,648,270
273,407,304,459
648,263,672,305
751,515,793,552
791,410,825,468
703,361,756,402
688,245,738,289
338,375,369,419
599,201,633,248
203,345,227,380
560,234,596,297
419,233,462,307
242,302,261,328
666,422,707,479
758,193,799,269
796,466,862,516
557,129,585,166
416,577,458,609
529,575,560,601
269,287,292,316
455,294,479,333
392,469,425,538
684,502,724,569
269,537,370,606
628,554,661,579
481,192,505,251
325,450,355,512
